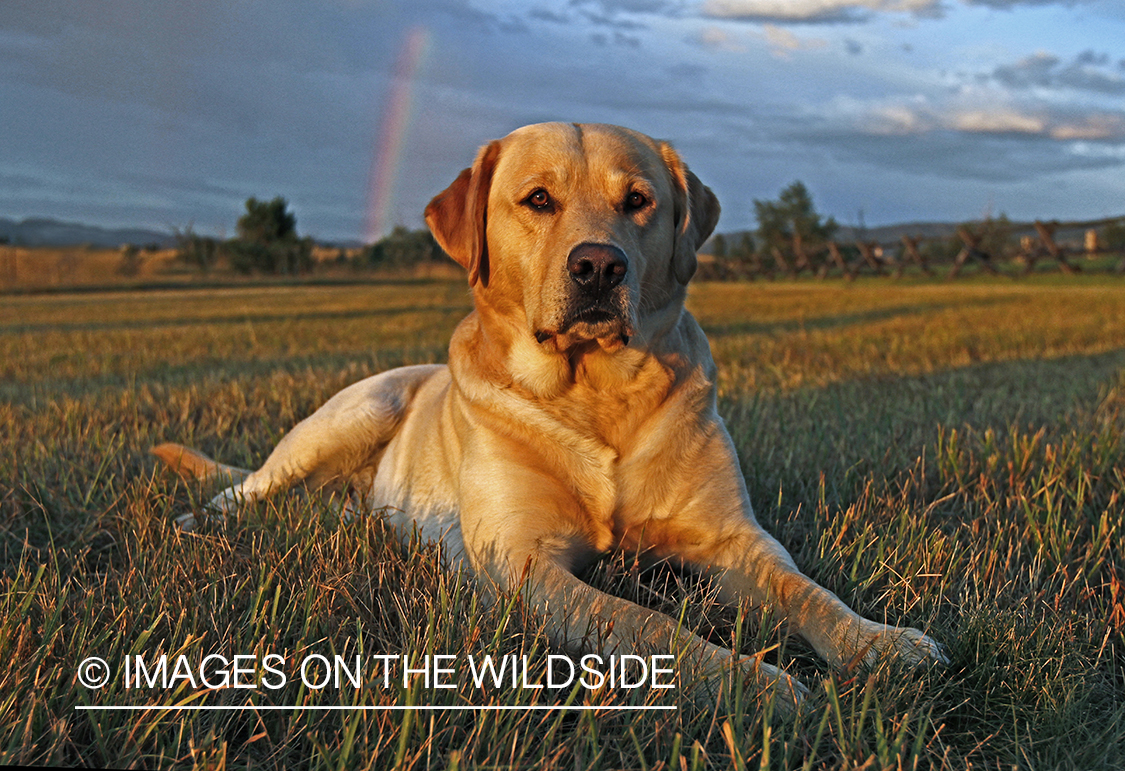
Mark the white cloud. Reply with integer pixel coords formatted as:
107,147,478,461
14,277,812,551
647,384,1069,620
838,96,1125,142
865,104,936,134
949,109,1045,134
1050,114,1125,140
694,25,747,51
760,23,829,57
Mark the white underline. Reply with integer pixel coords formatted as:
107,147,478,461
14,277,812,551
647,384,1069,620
75,705,676,712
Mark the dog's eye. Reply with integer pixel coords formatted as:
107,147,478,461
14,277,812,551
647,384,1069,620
525,189,552,211
625,191,648,211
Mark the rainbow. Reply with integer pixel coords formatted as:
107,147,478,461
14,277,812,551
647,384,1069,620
366,26,431,243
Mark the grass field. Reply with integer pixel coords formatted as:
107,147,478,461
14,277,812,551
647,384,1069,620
2,276,1123,769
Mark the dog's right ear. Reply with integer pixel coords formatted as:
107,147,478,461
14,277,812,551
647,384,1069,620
659,142,721,285
425,140,501,287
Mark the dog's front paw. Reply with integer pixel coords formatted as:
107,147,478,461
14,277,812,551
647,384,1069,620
208,487,242,515
174,511,200,531
207,483,259,517
173,487,244,531
848,620,949,669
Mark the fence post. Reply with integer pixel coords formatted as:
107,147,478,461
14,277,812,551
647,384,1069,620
771,246,795,277
900,235,932,276
856,241,886,275
948,227,999,278
827,241,855,281
791,231,812,274
1032,221,1078,275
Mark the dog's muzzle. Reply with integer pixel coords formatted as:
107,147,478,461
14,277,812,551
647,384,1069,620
534,243,633,350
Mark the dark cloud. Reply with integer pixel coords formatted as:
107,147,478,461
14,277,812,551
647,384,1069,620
994,52,1060,88
574,30,636,48
570,0,682,14
418,0,528,33
1057,67,1125,94
579,11,649,29
704,8,871,25
1076,49,1110,66
697,0,1101,25
0,0,445,238
666,62,709,85
566,0,688,28
965,0,1076,8
800,125,1125,182
697,0,955,25
529,8,571,23
993,50,1125,95
2,0,1123,238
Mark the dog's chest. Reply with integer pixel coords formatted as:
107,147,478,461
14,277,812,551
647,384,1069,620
544,358,711,550
558,353,676,447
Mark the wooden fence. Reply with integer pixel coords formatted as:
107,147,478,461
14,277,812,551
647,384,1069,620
699,218,1125,281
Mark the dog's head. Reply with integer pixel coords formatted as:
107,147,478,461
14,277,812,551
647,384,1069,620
425,123,719,352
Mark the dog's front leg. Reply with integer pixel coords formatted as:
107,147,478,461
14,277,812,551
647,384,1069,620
157,365,443,529
655,425,947,671
703,518,947,671
501,549,808,714
457,467,807,714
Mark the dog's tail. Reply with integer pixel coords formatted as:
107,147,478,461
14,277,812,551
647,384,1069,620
152,443,252,486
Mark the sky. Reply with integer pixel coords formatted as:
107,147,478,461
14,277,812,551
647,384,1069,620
1,0,1123,243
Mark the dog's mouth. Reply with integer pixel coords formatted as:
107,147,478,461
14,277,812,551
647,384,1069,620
570,307,617,326
535,304,633,352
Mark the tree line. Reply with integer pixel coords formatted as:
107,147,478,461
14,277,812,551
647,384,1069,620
177,189,1125,279
176,197,444,275
703,181,1125,279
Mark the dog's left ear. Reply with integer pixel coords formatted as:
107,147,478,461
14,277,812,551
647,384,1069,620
425,140,502,287
659,143,721,285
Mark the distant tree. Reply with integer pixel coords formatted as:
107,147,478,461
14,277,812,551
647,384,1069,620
174,225,223,273
710,233,728,260
364,226,443,269
117,244,142,277
229,196,313,275
228,239,313,275
975,213,1015,260
921,235,962,265
237,197,297,245
1102,220,1125,252
753,181,837,256
730,232,756,261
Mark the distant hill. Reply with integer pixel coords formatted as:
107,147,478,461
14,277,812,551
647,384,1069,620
0,217,175,248
835,221,960,244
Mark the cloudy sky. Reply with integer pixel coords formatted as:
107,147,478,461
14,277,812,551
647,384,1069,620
2,0,1123,242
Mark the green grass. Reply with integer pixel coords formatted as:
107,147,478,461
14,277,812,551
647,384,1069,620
2,275,1124,769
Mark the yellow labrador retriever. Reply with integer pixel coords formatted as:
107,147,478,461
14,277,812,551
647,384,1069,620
154,122,944,711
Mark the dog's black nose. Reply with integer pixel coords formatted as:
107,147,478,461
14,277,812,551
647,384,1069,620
567,243,628,294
